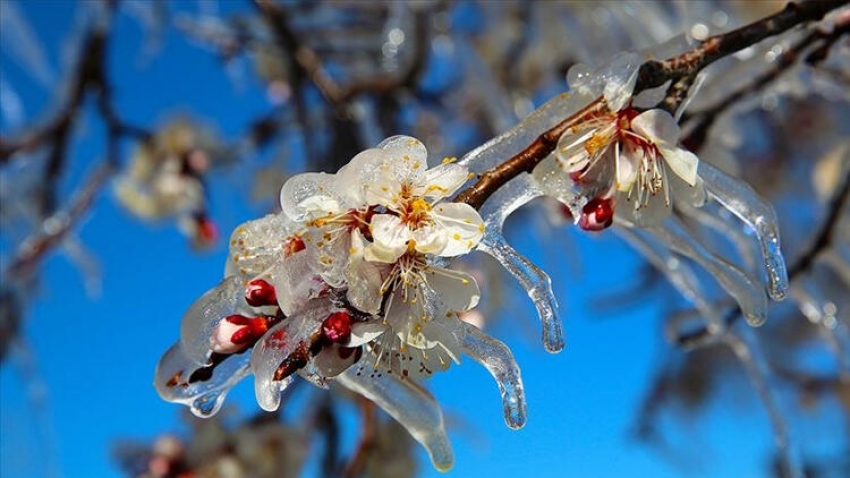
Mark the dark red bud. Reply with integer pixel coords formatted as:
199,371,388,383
223,314,270,345
579,197,614,232
245,279,278,307
322,311,352,343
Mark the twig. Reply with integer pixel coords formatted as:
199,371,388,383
452,0,846,211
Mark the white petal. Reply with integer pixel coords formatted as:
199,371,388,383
348,321,388,346
615,143,638,192
271,251,327,316
279,172,341,222
660,145,699,186
377,135,429,182
229,213,300,281
383,285,427,342
430,203,485,256
630,109,681,146
424,266,481,311
363,168,403,209
615,189,672,227
311,345,360,378
346,231,386,315
336,148,389,203
413,163,470,200
411,223,449,256
366,214,409,263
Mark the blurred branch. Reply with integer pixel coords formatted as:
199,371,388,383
682,18,850,152
675,167,850,347
453,0,845,211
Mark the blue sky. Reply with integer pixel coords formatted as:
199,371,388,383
1,2,786,477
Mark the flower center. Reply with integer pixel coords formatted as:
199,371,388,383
401,197,432,228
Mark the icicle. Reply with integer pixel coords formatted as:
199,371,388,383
698,160,789,301
478,232,564,353
461,323,527,429
479,174,544,230
648,216,768,326
336,365,455,472
790,275,850,375
153,343,251,418
179,275,246,365
723,326,805,478
676,200,758,272
616,226,726,341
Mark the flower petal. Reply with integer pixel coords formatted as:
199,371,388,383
346,230,387,315
280,172,342,222
413,163,470,200
660,145,699,186
366,214,409,263
377,135,429,183
630,109,681,146
424,266,481,311
348,321,388,346
430,202,485,256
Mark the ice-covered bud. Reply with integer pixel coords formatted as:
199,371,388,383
244,279,277,307
210,314,271,354
322,311,352,343
579,197,614,231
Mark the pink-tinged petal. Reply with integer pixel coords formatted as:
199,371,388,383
660,145,699,186
413,163,470,200
180,275,246,365
366,214,409,263
430,203,485,256
336,363,455,471
154,343,250,418
250,299,331,411
630,109,681,146
424,266,481,311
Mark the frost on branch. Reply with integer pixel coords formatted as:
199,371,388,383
155,135,526,470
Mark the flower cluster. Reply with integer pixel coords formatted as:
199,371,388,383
532,66,701,231
155,136,526,471
115,120,220,248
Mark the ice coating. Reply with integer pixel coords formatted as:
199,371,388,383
179,275,246,365
336,363,455,471
647,216,768,326
154,343,251,418
478,232,564,352
677,200,758,272
461,323,527,429
724,327,804,478
250,299,330,412
616,227,725,340
229,213,300,281
698,160,789,301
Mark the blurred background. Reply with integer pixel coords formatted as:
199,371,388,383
1,1,848,477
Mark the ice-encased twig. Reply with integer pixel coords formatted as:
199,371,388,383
723,326,804,478
154,343,251,418
478,231,564,353
616,226,726,341
698,160,789,301
335,364,455,472
461,322,527,429
648,216,768,326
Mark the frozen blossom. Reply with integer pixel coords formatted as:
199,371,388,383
155,135,525,470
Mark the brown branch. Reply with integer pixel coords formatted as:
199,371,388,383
452,0,845,212
682,21,849,152
342,396,377,478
